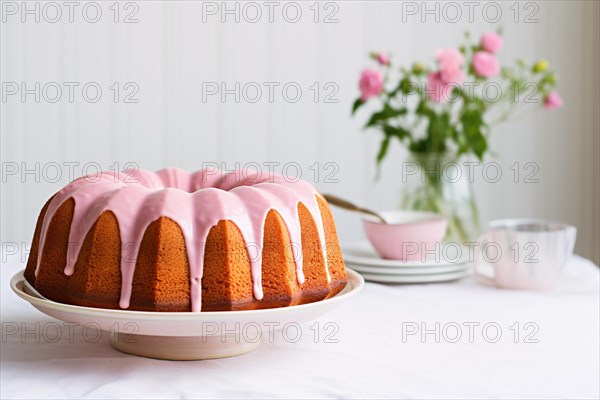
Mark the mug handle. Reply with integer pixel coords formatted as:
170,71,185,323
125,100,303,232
565,226,577,260
474,232,495,286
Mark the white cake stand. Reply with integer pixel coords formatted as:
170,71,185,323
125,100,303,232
10,269,363,360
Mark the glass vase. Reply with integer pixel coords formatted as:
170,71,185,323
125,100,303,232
400,151,481,244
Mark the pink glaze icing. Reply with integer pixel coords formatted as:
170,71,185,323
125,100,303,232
34,168,329,312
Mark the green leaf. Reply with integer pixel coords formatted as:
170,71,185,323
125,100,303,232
351,98,364,115
461,109,487,159
427,112,451,153
400,78,415,94
413,102,450,153
365,103,406,127
383,125,409,141
376,135,392,165
390,77,420,97
448,125,458,141
416,100,436,118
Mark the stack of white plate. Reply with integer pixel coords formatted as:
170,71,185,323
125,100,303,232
343,241,472,283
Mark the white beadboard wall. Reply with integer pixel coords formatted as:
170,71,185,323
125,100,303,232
1,1,598,264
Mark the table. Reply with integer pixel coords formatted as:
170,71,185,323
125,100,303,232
1,249,598,399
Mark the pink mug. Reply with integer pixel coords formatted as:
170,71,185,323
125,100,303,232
475,219,576,290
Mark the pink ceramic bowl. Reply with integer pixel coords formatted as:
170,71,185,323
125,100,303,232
362,211,448,260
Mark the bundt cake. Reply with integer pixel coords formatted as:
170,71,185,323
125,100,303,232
24,168,347,312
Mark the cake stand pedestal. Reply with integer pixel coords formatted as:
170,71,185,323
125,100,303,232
111,332,261,360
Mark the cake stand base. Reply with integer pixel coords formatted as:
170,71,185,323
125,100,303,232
111,332,261,360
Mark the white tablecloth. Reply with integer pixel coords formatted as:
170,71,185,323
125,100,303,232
1,250,598,399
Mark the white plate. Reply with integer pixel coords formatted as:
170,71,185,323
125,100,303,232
359,268,472,283
343,241,469,268
346,262,470,275
10,269,364,360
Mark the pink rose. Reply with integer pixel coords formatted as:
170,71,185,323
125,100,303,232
376,53,390,66
544,91,563,110
481,32,503,54
472,51,500,77
440,66,466,85
436,48,464,70
427,72,453,103
435,48,465,85
359,69,384,101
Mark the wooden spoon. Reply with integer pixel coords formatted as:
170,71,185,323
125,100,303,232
322,193,387,224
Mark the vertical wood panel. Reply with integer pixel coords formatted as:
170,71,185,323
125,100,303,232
217,6,270,165
178,2,220,168
1,18,24,244
123,3,166,171
9,15,64,243
267,3,319,179
162,3,182,167
317,1,367,243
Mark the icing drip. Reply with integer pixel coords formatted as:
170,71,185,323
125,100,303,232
34,168,330,312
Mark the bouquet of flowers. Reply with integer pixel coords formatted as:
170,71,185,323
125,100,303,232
352,31,562,241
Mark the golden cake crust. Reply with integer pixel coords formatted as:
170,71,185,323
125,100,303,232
25,174,347,312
